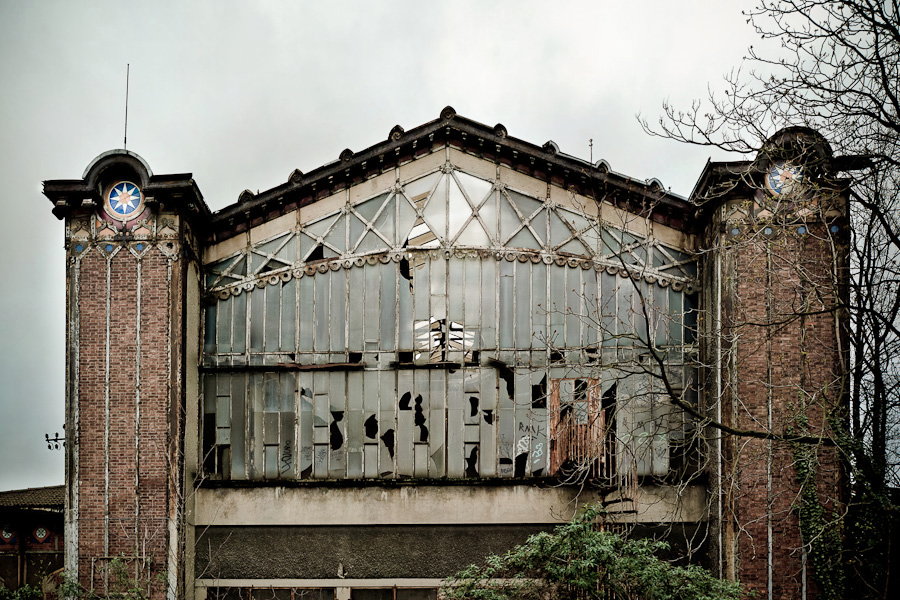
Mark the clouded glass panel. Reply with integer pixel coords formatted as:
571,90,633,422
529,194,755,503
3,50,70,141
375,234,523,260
508,227,541,250
403,171,441,201
447,177,471,241
455,171,492,205
423,176,449,240
456,219,490,246
355,193,389,222
303,213,340,239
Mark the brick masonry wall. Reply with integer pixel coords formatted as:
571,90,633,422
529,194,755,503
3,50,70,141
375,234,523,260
67,215,188,600
719,216,845,600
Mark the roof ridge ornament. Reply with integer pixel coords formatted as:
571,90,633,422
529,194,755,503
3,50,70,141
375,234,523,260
594,159,611,174
389,125,405,141
440,106,457,120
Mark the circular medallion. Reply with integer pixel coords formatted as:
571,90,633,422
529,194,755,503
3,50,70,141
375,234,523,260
1,529,14,542
105,181,144,220
33,527,48,542
766,162,803,196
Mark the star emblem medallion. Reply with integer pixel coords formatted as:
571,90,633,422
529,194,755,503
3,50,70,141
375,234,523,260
105,181,144,220
766,162,803,196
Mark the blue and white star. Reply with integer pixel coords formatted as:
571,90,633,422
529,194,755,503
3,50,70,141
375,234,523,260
767,163,803,195
109,182,142,215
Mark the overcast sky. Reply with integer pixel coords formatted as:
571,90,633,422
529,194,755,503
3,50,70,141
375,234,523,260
0,1,764,491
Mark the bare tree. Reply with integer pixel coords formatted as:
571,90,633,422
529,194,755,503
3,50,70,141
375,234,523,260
641,1,898,597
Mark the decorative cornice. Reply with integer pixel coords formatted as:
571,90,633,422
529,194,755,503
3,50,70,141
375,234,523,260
204,247,699,301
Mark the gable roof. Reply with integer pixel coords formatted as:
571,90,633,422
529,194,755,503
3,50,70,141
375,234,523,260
207,106,699,243
0,485,64,511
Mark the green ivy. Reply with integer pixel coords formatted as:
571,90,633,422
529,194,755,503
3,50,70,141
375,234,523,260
442,505,742,600
789,415,845,600
0,585,42,600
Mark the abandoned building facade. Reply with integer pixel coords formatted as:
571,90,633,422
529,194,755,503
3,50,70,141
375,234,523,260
42,108,847,600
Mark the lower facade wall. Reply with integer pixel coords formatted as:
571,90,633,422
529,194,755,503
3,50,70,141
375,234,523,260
190,484,708,596
196,524,550,580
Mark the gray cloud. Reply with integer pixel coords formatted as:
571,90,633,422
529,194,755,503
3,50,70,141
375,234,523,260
0,0,757,490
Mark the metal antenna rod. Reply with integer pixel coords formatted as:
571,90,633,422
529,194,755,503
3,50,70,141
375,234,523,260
589,138,593,163
124,63,130,150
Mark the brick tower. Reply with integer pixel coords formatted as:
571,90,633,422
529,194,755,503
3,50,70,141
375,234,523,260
697,128,848,599
43,151,208,600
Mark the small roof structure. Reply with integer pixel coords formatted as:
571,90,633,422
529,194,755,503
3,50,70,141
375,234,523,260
0,485,64,513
